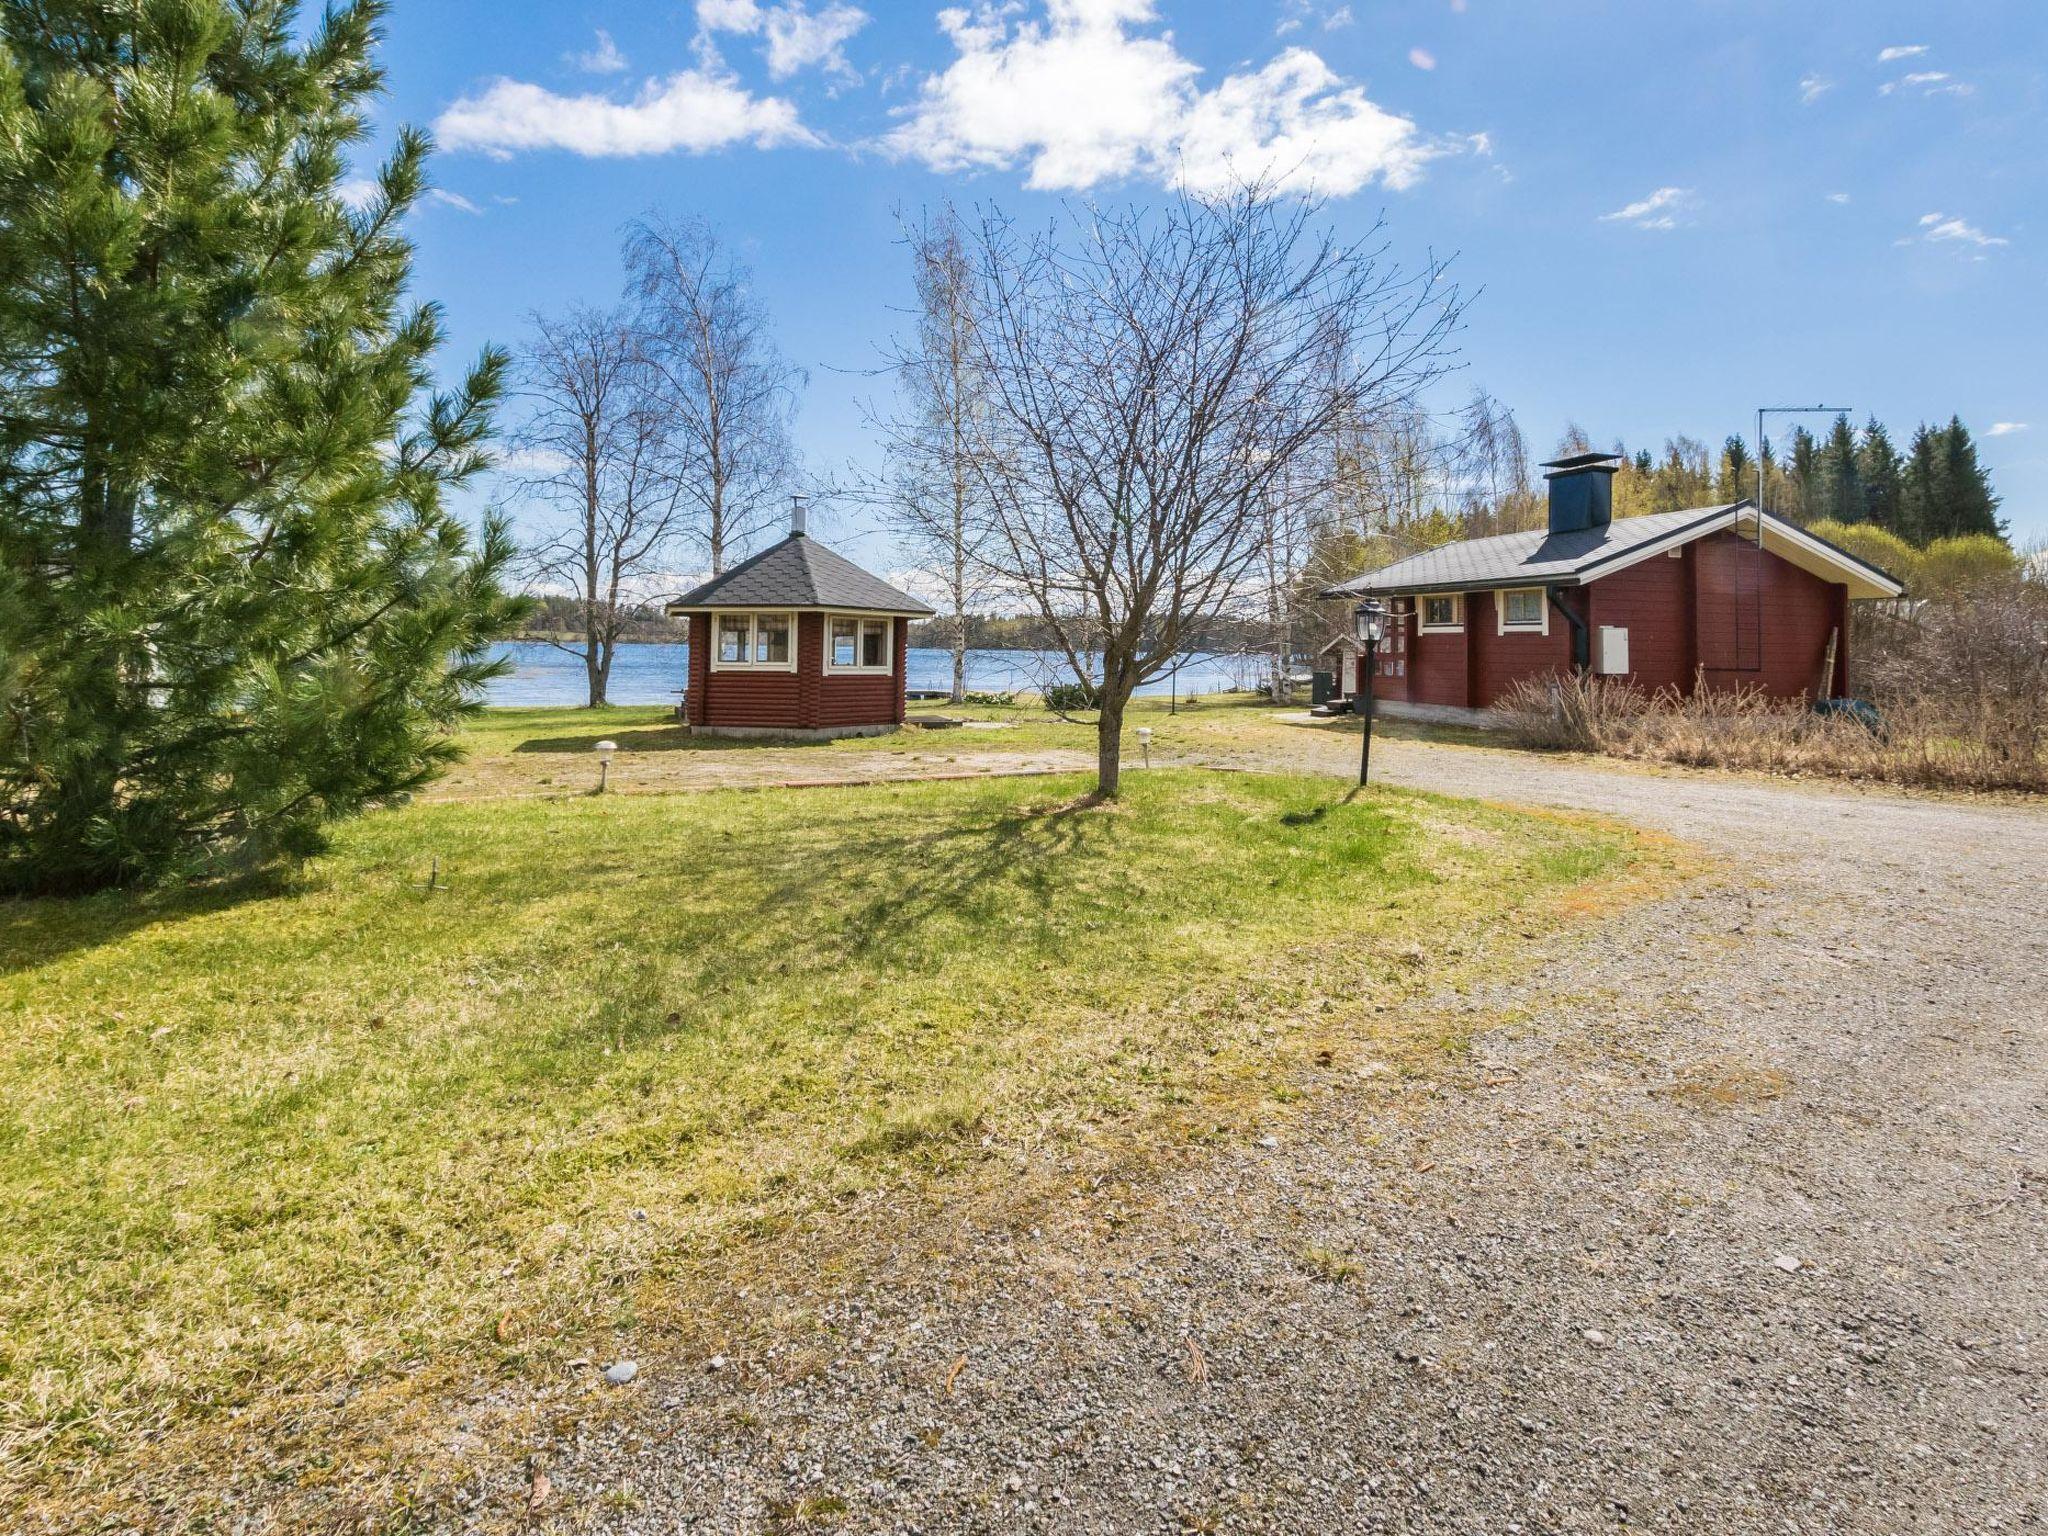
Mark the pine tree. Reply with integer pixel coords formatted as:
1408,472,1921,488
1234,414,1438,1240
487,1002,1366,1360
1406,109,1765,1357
1716,435,1753,504
1780,425,1819,523
1814,415,1864,523
0,1,524,895
1936,416,2004,539
1898,424,1944,543
1855,418,1904,533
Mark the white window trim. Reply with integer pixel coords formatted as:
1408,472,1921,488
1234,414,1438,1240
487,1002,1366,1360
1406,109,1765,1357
1417,593,1464,633
707,609,799,673
1496,587,1549,636
823,612,897,676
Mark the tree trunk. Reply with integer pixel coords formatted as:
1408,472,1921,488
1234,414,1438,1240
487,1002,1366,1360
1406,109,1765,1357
1095,687,1126,798
951,618,967,704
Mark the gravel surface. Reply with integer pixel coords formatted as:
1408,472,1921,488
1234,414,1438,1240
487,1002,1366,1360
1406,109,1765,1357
511,741,2047,1534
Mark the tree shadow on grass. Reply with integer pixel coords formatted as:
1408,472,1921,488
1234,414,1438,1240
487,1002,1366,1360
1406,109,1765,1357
0,873,289,978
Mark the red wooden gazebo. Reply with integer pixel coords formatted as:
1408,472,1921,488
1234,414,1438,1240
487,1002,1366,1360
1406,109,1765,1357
664,514,934,740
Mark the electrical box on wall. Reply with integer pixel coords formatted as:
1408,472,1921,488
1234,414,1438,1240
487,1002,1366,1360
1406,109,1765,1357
1596,626,1630,675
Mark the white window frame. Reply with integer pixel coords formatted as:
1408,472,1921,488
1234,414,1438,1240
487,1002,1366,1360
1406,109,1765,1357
1496,587,1549,636
1418,593,1464,633
706,609,798,673
823,612,897,676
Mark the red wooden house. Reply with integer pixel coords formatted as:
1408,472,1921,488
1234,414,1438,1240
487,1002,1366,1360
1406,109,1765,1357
664,511,933,739
1322,453,1903,712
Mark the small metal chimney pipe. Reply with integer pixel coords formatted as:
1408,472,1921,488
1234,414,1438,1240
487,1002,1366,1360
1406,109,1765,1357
790,494,808,537
1540,452,1624,536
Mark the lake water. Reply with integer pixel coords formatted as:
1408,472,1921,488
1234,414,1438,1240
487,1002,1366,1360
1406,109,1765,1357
483,640,1266,707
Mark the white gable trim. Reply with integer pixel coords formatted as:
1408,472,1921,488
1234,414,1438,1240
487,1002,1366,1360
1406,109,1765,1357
1582,504,1904,600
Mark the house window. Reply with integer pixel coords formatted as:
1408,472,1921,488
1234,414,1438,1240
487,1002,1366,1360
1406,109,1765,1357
709,612,798,672
753,612,791,664
1498,587,1547,634
827,616,894,675
1419,594,1462,632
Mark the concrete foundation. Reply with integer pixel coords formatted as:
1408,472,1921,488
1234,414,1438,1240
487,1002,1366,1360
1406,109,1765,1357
685,722,901,743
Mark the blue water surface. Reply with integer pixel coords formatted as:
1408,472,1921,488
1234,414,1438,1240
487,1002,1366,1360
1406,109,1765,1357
483,641,1264,707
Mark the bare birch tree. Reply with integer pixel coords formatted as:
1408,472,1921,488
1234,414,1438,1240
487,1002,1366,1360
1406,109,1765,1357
962,185,1462,796
866,205,999,704
625,214,801,575
516,306,685,707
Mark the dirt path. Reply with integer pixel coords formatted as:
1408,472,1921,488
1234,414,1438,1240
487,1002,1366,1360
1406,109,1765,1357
524,742,2047,1533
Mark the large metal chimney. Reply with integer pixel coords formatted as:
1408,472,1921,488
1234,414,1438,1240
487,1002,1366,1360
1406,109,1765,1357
1541,452,1624,536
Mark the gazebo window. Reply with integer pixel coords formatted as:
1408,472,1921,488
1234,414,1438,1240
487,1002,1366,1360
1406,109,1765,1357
827,616,894,674
710,612,797,671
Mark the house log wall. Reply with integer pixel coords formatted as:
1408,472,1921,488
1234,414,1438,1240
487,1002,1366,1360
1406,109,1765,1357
685,613,907,730
1367,535,1851,708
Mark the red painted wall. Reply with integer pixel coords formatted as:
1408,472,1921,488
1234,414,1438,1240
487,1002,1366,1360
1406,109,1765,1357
1366,534,1850,707
1582,547,1693,691
1405,603,1470,708
686,612,906,730
1689,532,1843,698
1471,589,1575,705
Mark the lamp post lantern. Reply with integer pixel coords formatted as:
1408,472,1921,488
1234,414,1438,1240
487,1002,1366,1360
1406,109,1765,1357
1353,599,1388,788
594,739,618,794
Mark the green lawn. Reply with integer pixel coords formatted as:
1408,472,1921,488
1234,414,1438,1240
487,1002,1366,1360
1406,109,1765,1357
0,717,1656,1525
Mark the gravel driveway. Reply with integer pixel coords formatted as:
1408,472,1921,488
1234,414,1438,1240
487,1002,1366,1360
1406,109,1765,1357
526,740,2046,1534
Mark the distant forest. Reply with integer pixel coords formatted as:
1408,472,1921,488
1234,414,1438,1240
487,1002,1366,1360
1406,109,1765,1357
1598,414,2004,544
513,404,2014,649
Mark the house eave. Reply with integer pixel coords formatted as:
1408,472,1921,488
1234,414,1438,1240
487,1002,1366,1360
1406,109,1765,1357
663,601,934,619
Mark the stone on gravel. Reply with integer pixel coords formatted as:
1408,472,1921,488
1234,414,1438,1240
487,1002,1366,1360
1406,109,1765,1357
603,1361,638,1385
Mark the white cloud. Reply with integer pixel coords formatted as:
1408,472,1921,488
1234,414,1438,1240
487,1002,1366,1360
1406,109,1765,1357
435,68,813,158
888,1,1438,196
1600,185,1697,231
697,0,869,80
1985,422,2029,437
571,29,629,74
1916,211,2008,248
339,178,482,214
1799,72,1832,104
495,446,578,476
1881,69,1972,97
1408,46,1436,71
424,188,485,215
1877,44,1928,63
1323,5,1353,28
1826,191,1850,204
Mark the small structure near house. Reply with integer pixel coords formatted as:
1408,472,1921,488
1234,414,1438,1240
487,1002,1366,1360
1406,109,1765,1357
1321,452,1904,711
664,507,934,739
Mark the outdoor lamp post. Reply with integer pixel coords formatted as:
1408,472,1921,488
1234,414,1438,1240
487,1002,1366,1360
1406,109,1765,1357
1353,599,1388,788
1137,726,1153,768
594,739,618,794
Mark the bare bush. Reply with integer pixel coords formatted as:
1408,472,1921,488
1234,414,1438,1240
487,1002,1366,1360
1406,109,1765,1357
1498,615,2047,795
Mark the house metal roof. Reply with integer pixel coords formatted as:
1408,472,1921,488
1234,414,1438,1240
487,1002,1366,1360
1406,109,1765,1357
1318,501,1904,602
665,533,935,617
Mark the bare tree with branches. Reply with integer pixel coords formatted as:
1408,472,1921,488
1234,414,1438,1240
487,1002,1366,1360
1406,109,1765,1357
516,306,685,707
962,184,1463,796
865,205,1001,704
625,214,802,576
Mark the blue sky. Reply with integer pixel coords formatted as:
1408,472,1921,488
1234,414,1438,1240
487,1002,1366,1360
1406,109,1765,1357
362,0,2048,563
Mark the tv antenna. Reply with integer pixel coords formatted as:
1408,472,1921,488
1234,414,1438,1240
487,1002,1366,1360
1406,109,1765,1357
1755,405,1850,548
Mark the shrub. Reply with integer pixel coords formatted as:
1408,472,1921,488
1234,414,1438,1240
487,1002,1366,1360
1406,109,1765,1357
1497,590,2048,797
963,690,1020,708
1042,680,1101,714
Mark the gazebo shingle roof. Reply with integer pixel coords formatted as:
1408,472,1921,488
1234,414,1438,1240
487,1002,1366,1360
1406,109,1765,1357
665,533,934,616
